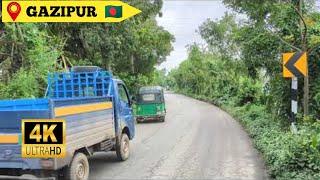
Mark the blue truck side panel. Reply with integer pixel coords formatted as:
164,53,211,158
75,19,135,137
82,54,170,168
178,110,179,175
0,99,51,131
0,99,49,111
0,99,51,169
63,109,114,150
0,110,50,131
0,98,114,170
0,145,42,169
53,98,115,169
54,97,115,151
0,68,135,172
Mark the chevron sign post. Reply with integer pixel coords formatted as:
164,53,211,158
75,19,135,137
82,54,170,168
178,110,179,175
283,52,308,133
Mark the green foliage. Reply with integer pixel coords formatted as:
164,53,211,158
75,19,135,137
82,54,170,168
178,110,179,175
117,69,167,95
199,13,239,60
221,0,320,117
45,1,174,77
0,24,62,98
0,69,39,99
227,104,320,179
0,0,174,99
151,69,168,88
169,44,260,106
237,77,263,105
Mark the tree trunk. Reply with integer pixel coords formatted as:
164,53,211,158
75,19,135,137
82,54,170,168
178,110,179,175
299,0,309,116
131,55,135,74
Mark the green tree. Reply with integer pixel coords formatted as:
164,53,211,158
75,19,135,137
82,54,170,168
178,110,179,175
0,0,174,98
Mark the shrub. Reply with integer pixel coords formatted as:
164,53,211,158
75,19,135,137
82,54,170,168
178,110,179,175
226,104,320,179
0,69,39,99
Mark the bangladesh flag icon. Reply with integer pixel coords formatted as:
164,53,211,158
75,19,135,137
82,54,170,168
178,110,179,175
105,6,123,18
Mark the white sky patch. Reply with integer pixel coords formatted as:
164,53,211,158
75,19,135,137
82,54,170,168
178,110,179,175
156,0,229,71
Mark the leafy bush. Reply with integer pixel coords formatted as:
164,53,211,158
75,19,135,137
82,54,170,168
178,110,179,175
225,104,320,179
0,69,39,99
236,77,262,106
117,70,167,95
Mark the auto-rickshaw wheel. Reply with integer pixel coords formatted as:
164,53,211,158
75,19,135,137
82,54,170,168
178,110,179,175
160,116,165,122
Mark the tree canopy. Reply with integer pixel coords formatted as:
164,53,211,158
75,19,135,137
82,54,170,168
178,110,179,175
0,0,174,98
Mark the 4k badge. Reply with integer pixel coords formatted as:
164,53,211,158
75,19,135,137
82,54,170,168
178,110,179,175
21,119,66,158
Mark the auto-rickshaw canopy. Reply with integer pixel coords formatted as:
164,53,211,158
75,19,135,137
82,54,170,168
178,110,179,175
137,86,164,104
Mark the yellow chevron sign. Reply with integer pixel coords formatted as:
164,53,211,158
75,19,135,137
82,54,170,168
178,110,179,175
2,0,141,22
283,52,307,78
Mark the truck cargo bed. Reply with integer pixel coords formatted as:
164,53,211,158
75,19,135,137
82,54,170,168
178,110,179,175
0,96,115,170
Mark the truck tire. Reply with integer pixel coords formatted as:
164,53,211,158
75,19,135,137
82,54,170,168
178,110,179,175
116,133,130,161
66,152,89,180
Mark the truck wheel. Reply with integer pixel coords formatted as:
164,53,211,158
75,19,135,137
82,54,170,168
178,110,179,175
116,133,130,161
66,152,89,180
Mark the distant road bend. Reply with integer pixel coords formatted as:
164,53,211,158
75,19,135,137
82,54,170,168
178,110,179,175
90,92,268,179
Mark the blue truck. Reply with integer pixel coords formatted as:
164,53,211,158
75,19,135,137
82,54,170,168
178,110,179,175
0,66,135,179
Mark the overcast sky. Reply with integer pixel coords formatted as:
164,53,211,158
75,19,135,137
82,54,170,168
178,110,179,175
156,0,228,71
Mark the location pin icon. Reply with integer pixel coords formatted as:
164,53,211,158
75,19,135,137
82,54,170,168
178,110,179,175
7,2,21,21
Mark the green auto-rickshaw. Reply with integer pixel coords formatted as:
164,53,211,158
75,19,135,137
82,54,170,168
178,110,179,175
135,86,166,123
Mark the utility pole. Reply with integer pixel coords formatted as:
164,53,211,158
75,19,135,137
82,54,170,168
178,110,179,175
291,76,298,133
299,0,309,116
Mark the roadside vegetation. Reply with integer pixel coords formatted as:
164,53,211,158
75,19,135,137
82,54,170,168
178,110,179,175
168,1,320,179
0,0,174,98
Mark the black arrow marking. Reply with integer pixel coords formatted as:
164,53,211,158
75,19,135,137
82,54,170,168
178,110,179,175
285,52,304,78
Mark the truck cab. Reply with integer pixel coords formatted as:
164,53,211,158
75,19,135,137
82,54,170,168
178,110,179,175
0,66,135,179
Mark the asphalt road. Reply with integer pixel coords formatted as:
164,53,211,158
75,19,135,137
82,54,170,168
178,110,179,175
89,93,268,179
